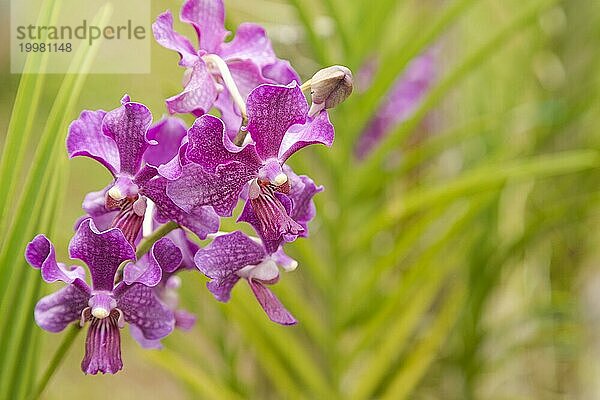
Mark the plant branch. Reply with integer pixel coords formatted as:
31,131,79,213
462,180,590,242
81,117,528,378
136,221,179,259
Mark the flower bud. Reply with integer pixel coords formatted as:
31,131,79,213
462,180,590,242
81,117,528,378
307,65,353,116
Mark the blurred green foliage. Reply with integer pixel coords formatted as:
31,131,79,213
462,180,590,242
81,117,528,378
1,0,599,399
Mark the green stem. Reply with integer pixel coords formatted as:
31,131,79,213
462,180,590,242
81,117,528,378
28,324,81,400
135,221,179,259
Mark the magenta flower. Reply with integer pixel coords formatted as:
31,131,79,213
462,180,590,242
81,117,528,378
166,82,333,246
195,231,298,325
355,51,436,159
25,219,175,374
152,0,298,128
67,95,219,245
194,163,321,324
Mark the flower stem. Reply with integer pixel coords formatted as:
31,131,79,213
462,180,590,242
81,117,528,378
28,324,81,400
300,79,312,91
136,221,179,259
201,54,247,122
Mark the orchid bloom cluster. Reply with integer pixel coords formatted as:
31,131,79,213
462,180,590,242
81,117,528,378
25,0,353,375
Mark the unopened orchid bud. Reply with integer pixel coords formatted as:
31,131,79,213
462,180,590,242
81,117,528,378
306,65,353,116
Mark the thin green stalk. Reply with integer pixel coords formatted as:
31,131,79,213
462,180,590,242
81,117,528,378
231,292,335,399
143,350,244,400
0,0,61,232
15,161,69,399
0,3,113,306
354,150,599,246
27,324,82,400
381,283,466,400
136,221,179,259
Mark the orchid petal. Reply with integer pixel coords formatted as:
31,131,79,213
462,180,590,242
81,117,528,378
180,0,228,54
247,279,296,325
246,83,308,160
185,114,261,173
166,59,219,116
102,97,153,176
69,219,135,292
117,283,175,340
67,110,119,175
152,10,198,67
34,285,89,332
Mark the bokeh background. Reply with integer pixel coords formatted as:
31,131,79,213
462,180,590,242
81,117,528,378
1,0,600,399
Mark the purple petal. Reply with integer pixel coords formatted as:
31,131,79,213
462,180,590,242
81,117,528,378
26,235,88,286
239,189,303,251
227,59,272,99
145,116,188,167
174,309,196,330
123,260,160,287
214,91,242,138
151,237,183,274
123,237,181,287
157,138,189,180
152,10,198,67
206,274,240,302
81,310,123,374
67,110,119,175
272,248,298,271
278,110,335,162
286,168,323,236
130,324,163,349
246,83,308,159
166,229,200,269
355,51,436,159
237,198,283,253
74,211,116,234
82,187,110,217
102,97,153,176
185,114,261,173
263,59,300,85
247,279,296,325
69,219,135,292
219,23,277,67
117,283,175,340
166,59,218,116
166,162,255,216
195,231,266,301
180,0,228,54
142,176,220,239
34,285,89,332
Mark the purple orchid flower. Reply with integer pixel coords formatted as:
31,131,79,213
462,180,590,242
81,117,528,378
152,0,299,130
195,231,298,325
122,236,196,349
194,166,321,325
165,82,333,247
25,219,175,374
67,95,219,246
355,51,436,159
